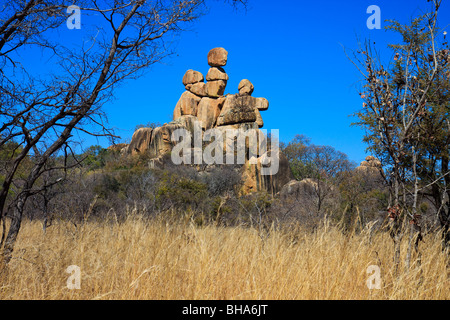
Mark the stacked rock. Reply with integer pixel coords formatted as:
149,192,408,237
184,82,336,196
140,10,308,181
173,47,269,131
205,47,229,97
173,47,229,128
215,78,268,128
121,48,295,195
356,155,382,174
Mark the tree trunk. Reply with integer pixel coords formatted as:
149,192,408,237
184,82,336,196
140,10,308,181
406,147,421,270
393,234,401,275
2,193,27,264
392,167,402,275
441,156,450,250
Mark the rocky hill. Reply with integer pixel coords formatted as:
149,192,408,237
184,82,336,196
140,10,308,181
356,156,382,174
116,48,294,195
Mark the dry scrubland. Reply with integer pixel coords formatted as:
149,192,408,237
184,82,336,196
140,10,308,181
0,214,448,300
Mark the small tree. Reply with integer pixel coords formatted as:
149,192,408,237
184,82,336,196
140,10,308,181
349,0,449,268
281,135,355,214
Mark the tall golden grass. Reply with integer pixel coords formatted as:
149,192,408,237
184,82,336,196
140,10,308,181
0,213,448,300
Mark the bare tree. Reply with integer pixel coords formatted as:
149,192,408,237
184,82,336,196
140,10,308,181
0,0,247,263
306,144,355,214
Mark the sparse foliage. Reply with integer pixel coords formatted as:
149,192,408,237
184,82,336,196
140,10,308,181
349,0,449,267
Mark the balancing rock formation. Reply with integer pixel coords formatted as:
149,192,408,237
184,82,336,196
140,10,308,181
356,156,382,174
173,47,268,131
120,48,293,195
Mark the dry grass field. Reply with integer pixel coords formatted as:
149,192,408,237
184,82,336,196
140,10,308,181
0,214,448,300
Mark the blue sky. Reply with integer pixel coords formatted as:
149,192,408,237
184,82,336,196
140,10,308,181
98,0,450,163
20,0,450,163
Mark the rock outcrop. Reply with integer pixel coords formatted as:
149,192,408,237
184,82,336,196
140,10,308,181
207,47,228,67
182,69,204,86
197,97,225,130
128,127,153,155
216,95,257,126
119,48,293,195
356,156,382,174
243,151,294,195
280,178,319,200
238,79,254,96
206,67,229,82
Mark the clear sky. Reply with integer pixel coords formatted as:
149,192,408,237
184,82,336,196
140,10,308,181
21,0,450,163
